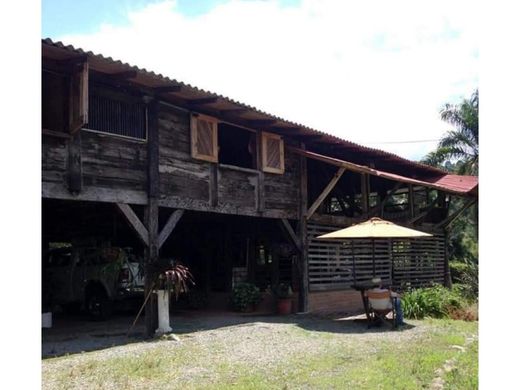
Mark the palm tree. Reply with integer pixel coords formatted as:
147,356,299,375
422,90,478,175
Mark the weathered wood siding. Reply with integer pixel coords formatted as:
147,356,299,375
43,93,301,218
158,106,210,204
81,130,148,192
156,103,300,218
307,223,446,292
42,135,68,185
264,143,300,215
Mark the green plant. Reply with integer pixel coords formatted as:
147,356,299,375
401,285,466,319
272,283,293,299
148,258,195,300
231,283,262,312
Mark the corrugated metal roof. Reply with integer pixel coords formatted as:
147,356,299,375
430,174,478,195
41,38,454,179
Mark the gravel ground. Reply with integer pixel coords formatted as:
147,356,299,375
42,313,478,389
42,311,426,360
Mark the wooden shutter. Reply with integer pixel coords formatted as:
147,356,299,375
261,132,284,174
191,114,218,162
69,61,89,133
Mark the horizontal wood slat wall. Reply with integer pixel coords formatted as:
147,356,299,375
307,223,445,291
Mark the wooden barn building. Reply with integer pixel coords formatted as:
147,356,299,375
41,39,478,335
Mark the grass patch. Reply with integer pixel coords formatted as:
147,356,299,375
43,319,478,390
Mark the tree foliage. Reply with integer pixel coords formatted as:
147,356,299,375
422,89,478,175
421,90,479,299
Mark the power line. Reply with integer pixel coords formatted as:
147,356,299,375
365,139,440,145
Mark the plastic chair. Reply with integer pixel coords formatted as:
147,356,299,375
365,290,398,329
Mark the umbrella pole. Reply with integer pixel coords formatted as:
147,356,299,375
372,239,376,278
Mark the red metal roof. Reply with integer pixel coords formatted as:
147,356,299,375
428,175,478,196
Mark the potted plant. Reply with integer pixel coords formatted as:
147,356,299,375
273,283,293,315
231,283,262,312
131,258,194,336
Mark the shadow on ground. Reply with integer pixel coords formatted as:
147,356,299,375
42,310,415,359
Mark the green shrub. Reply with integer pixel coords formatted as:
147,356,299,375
401,285,466,319
231,283,262,312
450,259,478,301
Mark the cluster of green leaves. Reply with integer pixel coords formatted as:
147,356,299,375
421,90,479,300
401,285,467,319
450,260,478,301
230,283,262,312
421,89,478,175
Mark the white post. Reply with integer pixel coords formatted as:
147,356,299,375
155,290,172,335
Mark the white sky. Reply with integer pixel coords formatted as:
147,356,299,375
57,0,478,160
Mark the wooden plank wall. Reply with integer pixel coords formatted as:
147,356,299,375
307,223,445,291
42,136,68,186
43,94,301,219
391,236,445,289
81,131,148,192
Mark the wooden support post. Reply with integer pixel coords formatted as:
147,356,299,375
116,203,149,246
409,184,415,218
298,143,309,312
306,167,346,220
256,131,265,213
158,209,184,249
67,131,82,194
361,173,369,216
209,163,218,207
278,219,302,252
434,198,476,230
444,231,452,288
145,97,160,338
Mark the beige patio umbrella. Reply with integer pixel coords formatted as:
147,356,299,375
317,217,432,280
317,217,433,239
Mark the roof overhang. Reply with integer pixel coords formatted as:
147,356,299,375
290,147,478,197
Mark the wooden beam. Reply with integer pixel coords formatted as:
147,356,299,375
109,70,138,80
380,182,402,216
306,167,346,220
145,98,160,337
292,135,323,142
361,173,369,215
209,163,218,207
434,198,476,230
154,85,182,93
256,131,265,212
409,184,415,218
298,142,309,312
67,131,82,194
187,97,219,105
158,209,185,249
57,54,88,66
247,119,278,126
288,146,476,197
116,203,149,246
220,108,249,115
279,219,302,252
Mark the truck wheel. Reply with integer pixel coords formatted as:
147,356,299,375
86,289,113,321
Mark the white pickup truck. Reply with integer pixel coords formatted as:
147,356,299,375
43,246,145,320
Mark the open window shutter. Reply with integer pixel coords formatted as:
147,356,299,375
261,132,285,174
69,61,89,133
191,114,218,162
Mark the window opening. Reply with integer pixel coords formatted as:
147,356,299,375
218,123,257,169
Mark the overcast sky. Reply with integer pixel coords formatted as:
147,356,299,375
42,0,478,160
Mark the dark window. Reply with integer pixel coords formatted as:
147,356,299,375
218,123,257,169
42,70,68,132
87,88,147,140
